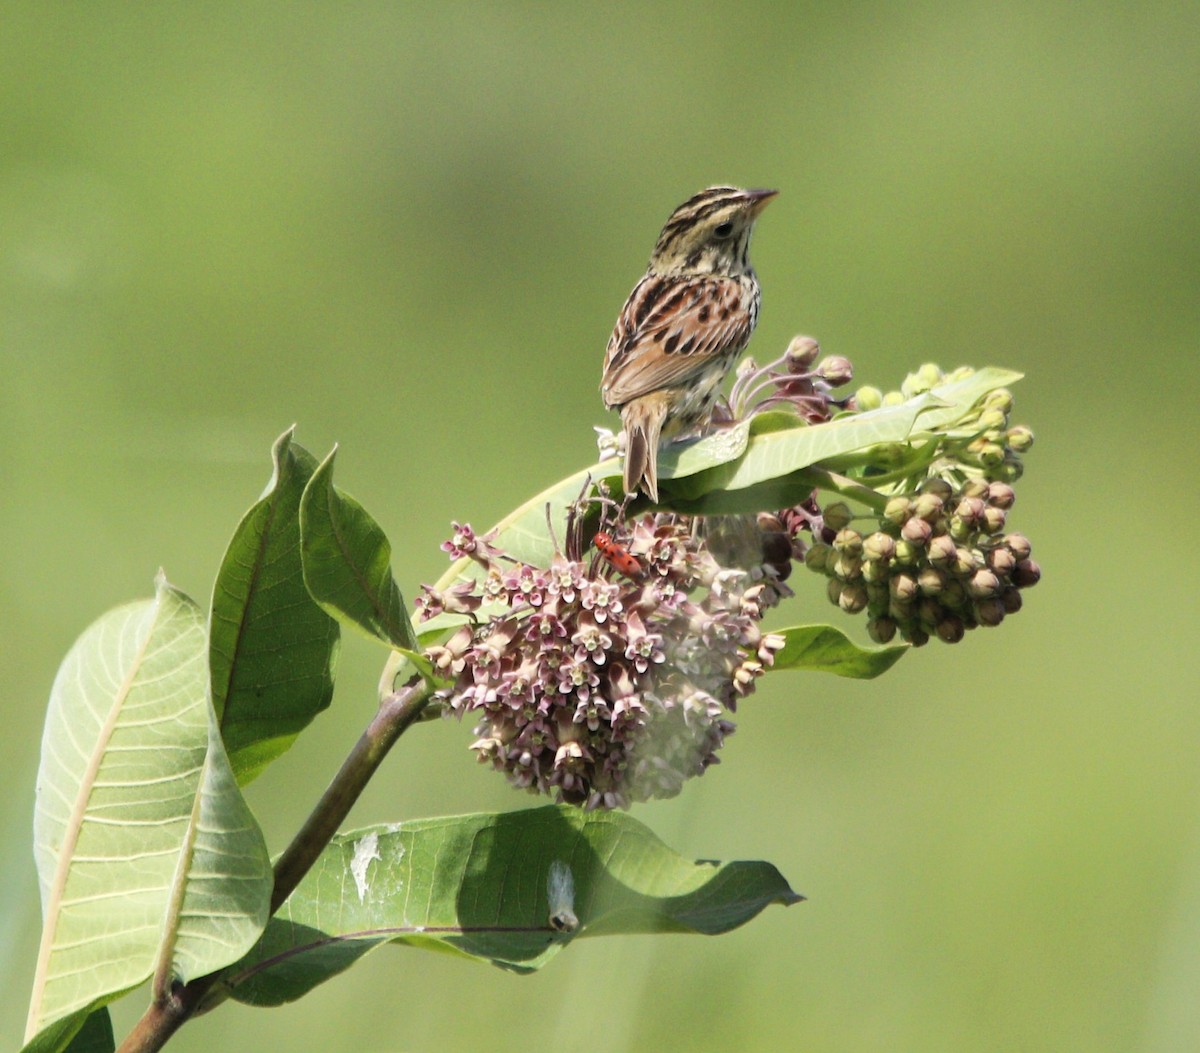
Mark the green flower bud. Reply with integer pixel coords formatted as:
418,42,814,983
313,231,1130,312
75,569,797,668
927,534,958,568
882,390,906,406
1006,425,1034,452
978,407,1008,432
941,578,967,608
912,492,945,523
951,549,977,578
855,385,883,411
917,566,946,596
917,597,942,628
986,545,1017,576
833,527,864,555
900,373,924,398
823,502,853,531
984,389,1014,414
917,362,944,387
945,366,976,383
839,583,868,613
968,568,1002,599
893,538,921,565
867,581,890,616
977,442,1005,468
920,478,954,501
901,363,943,397
901,516,933,546
817,355,854,387
785,335,821,369
991,456,1024,483
863,531,897,562
805,542,833,573
889,597,915,622
955,496,987,525
1002,533,1032,561
981,506,1007,534
960,479,990,500
868,616,898,644
862,558,889,584
883,496,913,526
833,554,863,581
890,573,919,603
1013,558,1041,589
986,481,1016,509
826,577,843,606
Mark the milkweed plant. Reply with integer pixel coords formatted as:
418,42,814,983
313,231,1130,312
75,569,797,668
22,336,1039,1053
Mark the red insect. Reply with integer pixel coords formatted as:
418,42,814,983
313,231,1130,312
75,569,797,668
593,531,644,580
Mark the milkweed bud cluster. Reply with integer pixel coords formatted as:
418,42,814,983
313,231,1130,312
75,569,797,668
804,478,1041,645
853,364,1033,484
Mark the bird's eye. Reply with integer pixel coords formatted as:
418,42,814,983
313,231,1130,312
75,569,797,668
713,221,734,239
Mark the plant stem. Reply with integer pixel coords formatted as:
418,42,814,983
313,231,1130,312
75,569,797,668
271,680,433,912
803,466,891,512
115,678,435,1053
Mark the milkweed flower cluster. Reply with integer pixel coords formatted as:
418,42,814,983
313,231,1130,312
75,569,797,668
417,517,786,810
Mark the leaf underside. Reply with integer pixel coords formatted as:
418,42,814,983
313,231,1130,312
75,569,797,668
26,578,271,1049
770,624,909,678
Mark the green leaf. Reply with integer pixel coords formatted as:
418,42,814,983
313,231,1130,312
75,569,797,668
299,448,417,650
26,577,272,1042
210,427,340,785
19,1007,113,1053
770,624,908,678
661,395,942,502
225,806,801,1005
658,369,1024,507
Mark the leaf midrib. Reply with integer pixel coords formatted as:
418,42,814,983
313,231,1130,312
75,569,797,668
26,599,162,1039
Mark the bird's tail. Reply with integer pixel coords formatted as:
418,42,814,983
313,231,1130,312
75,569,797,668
622,394,670,503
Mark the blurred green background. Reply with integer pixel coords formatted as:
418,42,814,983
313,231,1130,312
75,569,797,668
2,3,1197,1050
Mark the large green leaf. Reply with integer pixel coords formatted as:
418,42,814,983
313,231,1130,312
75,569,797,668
299,449,417,650
770,624,908,678
210,428,340,784
26,577,272,1043
661,395,941,501
223,806,800,1005
651,368,1023,506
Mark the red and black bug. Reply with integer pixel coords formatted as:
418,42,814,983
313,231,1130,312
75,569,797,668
593,531,644,580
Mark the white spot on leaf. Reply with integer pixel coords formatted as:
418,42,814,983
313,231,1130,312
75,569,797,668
350,832,382,902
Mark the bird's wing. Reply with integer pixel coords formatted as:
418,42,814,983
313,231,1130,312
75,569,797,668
600,274,751,407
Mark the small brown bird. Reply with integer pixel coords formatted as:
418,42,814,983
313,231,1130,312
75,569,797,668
601,185,777,502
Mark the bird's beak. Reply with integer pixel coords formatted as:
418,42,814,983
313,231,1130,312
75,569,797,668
743,188,779,214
